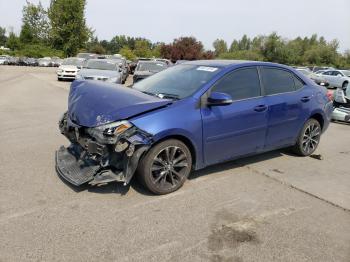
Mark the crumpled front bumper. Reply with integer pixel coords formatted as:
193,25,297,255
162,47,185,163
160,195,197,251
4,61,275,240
56,114,152,187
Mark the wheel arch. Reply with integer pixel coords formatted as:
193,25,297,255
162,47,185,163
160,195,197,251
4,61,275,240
151,134,198,169
309,112,325,130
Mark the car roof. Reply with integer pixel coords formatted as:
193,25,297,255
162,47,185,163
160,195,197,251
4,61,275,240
183,60,285,68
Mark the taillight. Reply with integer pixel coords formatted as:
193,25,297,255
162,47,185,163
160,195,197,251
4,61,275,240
326,90,333,101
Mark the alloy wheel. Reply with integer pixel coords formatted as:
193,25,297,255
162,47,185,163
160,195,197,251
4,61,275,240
150,146,189,190
302,123,321,155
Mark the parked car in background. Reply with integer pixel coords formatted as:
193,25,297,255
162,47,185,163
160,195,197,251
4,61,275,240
175,60,189,65
38,57,52,67
27,58,38,66
0,55,9,65
133,61,168,83
57,57,85,81
109,56,129,83
51,57,63,67
77,53,98,60
296,68,329,87
7,56,19,65
319,70,350,88
75,59,123,84
56,60,332,194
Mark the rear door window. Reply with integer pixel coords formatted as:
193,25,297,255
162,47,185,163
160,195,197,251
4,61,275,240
260,67,299,95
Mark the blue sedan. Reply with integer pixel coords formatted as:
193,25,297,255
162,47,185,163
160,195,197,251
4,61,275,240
56,60,333,194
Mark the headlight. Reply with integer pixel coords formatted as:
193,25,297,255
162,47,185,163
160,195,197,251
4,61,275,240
57,69,63,73
107,77,120,83
87,120,132,142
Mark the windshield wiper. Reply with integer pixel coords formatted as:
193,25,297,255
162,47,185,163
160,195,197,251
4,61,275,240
156,93,180,100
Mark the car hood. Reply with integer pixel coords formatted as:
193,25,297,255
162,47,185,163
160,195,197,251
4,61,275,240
59,65,79,71
134,71,156,77
68,80,172,127
78,68,121,78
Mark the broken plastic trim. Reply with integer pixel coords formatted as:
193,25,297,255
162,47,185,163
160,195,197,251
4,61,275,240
56,112,153,187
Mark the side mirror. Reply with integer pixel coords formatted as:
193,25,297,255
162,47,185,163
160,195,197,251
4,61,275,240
207,92,233,106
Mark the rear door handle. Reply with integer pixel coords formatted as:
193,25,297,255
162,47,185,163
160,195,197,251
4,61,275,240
301,96,311,102
254,105,267,112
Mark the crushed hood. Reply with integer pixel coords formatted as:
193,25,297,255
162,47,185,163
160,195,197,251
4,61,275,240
68,80,172,127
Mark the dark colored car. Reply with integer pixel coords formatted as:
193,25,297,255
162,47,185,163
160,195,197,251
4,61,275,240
56,60,333,195
133,61,167,83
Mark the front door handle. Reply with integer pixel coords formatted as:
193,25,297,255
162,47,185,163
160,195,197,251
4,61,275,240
301,96,311,102
254,105,267,112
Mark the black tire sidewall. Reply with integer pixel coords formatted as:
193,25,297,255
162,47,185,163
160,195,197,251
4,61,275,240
137,139,192,195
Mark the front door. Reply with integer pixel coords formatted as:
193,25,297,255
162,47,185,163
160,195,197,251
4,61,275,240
201,67,268,165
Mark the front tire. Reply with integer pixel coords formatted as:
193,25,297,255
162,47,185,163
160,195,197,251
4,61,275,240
137,139,192,195
292,119,321,156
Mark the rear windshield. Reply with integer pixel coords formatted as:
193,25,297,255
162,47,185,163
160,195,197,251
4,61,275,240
136,62,167,72
86,60,118,70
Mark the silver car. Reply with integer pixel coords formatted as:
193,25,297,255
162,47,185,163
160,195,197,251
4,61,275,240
76,59,123,84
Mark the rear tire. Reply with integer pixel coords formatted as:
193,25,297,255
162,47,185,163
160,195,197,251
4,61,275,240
342,81,348,88
137,139,192,195
292,118,321,156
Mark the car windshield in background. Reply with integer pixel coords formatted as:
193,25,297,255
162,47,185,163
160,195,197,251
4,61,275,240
86,60,117,70
297,69,311,76
137,62,166,72
340,70,350,77
133,64,221,99
62,58,83,66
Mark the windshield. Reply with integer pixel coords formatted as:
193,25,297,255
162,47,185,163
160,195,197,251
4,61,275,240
62,58,83,66
297,69,311,76
340,70,350,77
133,64,221,99
136,62,167,72
86,60,118,70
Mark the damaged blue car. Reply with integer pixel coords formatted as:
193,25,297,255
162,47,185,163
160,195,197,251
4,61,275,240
56,60,333,194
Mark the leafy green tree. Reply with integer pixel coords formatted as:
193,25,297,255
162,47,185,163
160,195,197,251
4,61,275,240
120,46,136,60
20,1,50,44
48,0,90,56
238,34,251,50
134,40,152,57
6,32,21,50
0,27,7,46
213,39,228,56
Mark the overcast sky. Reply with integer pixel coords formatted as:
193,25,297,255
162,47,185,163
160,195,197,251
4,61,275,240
1,0,349,52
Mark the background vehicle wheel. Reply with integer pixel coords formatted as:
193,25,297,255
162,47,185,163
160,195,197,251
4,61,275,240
292,118,321,156
137,139,192,195
342,81,348,88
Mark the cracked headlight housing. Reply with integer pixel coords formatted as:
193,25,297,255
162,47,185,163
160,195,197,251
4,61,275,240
87,120,132,143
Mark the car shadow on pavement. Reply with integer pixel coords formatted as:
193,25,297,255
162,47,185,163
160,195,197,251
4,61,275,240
190,149,289,180
56,148,290,196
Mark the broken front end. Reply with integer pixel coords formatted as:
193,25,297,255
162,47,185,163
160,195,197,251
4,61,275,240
56,112,152,186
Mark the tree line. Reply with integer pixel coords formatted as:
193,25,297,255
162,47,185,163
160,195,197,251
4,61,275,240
0,0,349,68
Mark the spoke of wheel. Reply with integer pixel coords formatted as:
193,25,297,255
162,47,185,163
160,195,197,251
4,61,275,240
151,165,163,172
168,172,175,185
173,153,186,164
153,157,165,166
172,170,183,179
164,147,170,162
169,147,177,161
154,171,167,183
173,161,188,168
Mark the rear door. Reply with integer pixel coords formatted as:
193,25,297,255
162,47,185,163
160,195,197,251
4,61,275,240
201,67,268,165
260,66,310,149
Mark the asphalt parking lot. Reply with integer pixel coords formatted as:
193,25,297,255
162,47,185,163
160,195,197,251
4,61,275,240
0,66,349,262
